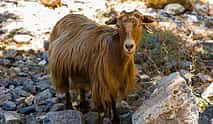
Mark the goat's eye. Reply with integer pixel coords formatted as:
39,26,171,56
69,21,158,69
123,20,127,23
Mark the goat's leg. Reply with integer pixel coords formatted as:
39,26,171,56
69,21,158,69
65,91,73,109
111,100,120,124
79,89,90,113
98,112,105,124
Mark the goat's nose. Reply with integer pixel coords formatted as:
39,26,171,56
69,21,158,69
125,44,134,51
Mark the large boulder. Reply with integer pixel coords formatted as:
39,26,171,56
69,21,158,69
132,72,199,124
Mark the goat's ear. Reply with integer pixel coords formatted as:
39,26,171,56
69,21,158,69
105,17,117,25
142,15,155,23
143,24,153,33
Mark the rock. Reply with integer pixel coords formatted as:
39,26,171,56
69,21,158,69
4,49,17,59
43,41,49,51
132,72,199,124
196,73,213,83
84,112,99,124
202,83,213,104
194,3,208,16
41,110,82,124
17,105,35,114
25,95,34,106
0,80,9,89
45,97,60,109
23,81,36,94
38,60,47,65
0,111,24,124
164,3,185,15
0,59,12,67
0,94,12,106
180,61,192,68
42,51,48,60
49,103,65,111
36,80,51,92
13,34,32,43
35,105,47,112
1,101,16,111
138,74,150,82
16,97,26,105
127,94,139,104
11,87,31,98
117,101,131,114
198,105,213,124
25,115,39,124
145,0,194,11
120,112,133,124
34,89,53,104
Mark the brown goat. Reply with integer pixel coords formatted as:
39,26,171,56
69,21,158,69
48,10,154,123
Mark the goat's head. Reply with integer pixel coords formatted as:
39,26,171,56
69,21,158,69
105,9,155,56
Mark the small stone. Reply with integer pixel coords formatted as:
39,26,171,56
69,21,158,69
196,73,213,83
38,60,47,65
11,87,31,98
36,80,51,92
4,49,18,59
0,111,24,124
50,103,65,111
117,101,131,114
0,80,9,88
0,59,12,67
2,101,16,111
13,34,32,43
43,40,49,51
186,14,198,23
195,3,208,16
138,74,150,82
16,97,26,104
16,72,28,77
42,51,48,61
120,112,133,124
25,95,34,106
0,94,12,106
23,80,36,94
17,105,35,114
164,3,185,15
45,97,59,105
202,83,213,104
127,94,139,104
9,85,15,90
199,105,213,124
35,105,45,113
42,110,82,124
84,112,99,124
34,89,53,104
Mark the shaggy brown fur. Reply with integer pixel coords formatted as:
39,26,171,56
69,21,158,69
48,10,154,122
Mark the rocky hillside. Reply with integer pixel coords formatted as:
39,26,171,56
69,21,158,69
0,0,212,124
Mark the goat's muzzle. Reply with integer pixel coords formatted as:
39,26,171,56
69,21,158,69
123,39,136,55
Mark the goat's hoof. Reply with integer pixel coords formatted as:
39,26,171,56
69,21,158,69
65,103,73,110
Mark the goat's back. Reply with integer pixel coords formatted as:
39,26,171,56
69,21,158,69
48,14,118,93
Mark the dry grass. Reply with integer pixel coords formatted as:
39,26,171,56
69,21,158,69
136,26,212,77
